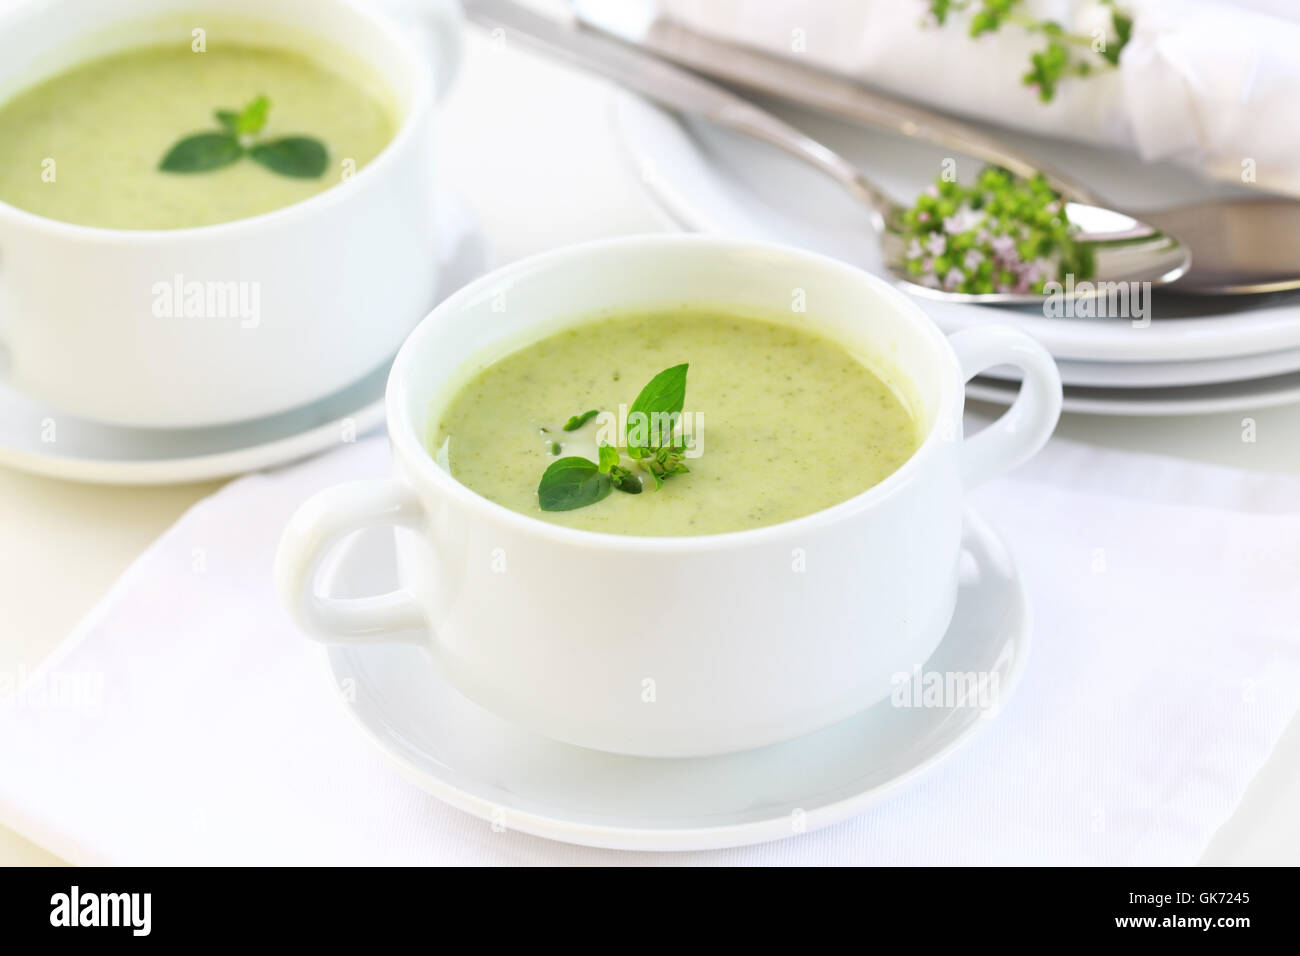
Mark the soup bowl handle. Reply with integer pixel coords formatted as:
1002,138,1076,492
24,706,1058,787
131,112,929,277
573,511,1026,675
374,0,464,99
275,478,429,644
948,324,1063,489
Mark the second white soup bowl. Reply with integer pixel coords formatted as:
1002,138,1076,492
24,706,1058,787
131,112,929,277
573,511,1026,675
276,236,1062,757
0,0,460,427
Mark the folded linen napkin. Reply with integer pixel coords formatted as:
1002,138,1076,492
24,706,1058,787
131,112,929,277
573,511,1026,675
0,425,1297,865
657,0,1300,197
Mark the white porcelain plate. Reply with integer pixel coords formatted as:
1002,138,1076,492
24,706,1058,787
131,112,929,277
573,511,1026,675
0,188,488,485
610,91,1300,375
988,345,1300,389
968,371,1300,416
321,508,1028,852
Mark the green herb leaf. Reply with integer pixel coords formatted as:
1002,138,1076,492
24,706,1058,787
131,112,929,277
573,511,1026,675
657,446,690,476
609,465,642,495
537,457,612,512
227,94,271,136
248,137,328,178
537,364,690,510
640,445,690,489
163,97,327,178
241,95,271,135
927,0,1130,103
1103,9,1132,65
597,443,620,473
563,409,600,431
159,133,244,173
626,364,688,457
629,364,688,420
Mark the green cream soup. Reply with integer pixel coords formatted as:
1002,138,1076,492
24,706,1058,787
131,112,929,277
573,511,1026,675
434,311,924,536
0,41,396,229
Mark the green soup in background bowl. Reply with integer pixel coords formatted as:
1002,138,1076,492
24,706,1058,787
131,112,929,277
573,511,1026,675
0,0,461,428
0,40,398,229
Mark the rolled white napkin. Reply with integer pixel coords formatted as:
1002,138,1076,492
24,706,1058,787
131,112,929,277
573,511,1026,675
0,425,1297,864
658,0,1300,196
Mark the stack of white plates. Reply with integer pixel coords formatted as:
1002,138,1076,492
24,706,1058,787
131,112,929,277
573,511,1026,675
611,92,1300,415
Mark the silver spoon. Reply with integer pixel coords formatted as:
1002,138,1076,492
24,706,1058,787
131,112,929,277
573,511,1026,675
465,0,1190,305
572,0,1288,296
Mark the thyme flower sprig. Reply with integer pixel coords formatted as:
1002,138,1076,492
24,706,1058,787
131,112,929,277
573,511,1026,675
900,166,1094,295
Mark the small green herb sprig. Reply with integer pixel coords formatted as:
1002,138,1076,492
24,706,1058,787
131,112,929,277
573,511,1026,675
900,165,1094,294
563,409,599,431
927,0,1133,102
160,95,328,178
537,364,690,512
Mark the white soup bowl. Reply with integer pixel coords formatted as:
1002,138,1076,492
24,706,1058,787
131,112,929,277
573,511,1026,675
0,0,460,426
276,235,1062,757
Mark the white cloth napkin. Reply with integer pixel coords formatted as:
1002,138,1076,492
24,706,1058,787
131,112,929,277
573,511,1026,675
1,425,1298,865
657,0,1300,197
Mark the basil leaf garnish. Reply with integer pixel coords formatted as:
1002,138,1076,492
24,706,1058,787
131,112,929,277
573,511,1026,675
535,364,689,512
236,95,270,135
597,443,619,474
629,363,688,421
214,96,269,136
161,97,325,179
626,363,687,457
609,465,642,494
249,137,328,179
159,133,244,173
538,457,612,512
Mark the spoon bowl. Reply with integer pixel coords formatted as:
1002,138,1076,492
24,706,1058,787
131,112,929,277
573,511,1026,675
885,201,1192,306
830,167,1192,306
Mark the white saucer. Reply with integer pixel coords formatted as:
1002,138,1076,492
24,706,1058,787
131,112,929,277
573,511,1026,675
968,371,1300,417
610,90,1300,380
0,188,489,485
319,508,1028,851
989,345,1300,390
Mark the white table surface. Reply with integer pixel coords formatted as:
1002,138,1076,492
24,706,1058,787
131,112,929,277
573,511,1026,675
2,23,1298,866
